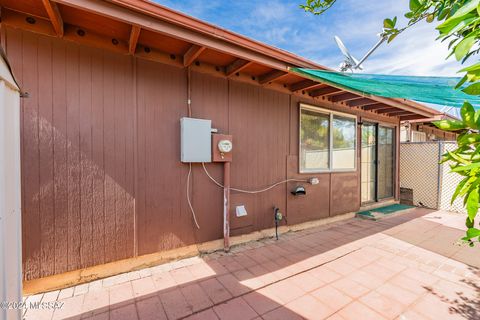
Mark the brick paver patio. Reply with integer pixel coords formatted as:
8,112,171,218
24,208,480,320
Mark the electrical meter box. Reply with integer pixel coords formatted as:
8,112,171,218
180,117,212,163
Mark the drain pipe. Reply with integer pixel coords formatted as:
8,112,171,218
223,162,231,251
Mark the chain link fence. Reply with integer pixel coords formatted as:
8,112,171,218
400,141,465,213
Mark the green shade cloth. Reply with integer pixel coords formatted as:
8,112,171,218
291,68,480,108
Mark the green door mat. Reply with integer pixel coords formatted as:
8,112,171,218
356,204,414,220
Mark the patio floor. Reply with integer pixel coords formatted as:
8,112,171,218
24,208,480,320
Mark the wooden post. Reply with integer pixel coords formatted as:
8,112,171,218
223,162,231,251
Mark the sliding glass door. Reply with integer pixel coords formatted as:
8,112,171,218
361,123,377,203
378,126,395,199
361,123,395,204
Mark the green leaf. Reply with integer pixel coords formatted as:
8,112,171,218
437,13,476,34
466,216,475,228
451,162,480,172
450,0,480,20
452,176,471,204
388,33,398,43
448,150,471,165
384,18,394,29
455,35,476,61
460,62,480,73
467,186,479,221
462,83,480,95
461,101,476,127
433,119,466,131
463,227,480,240
455,75,468,89
409,0,421,11
458,133,480,144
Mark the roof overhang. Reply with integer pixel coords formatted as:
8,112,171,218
0,0,440,120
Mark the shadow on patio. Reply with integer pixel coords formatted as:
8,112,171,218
24,208,480,320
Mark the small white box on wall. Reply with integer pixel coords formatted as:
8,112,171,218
236,205,248,217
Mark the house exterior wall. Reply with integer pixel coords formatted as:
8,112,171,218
5,27,400,281
401,123,458,142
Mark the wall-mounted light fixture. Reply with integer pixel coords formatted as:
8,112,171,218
291,185,306,196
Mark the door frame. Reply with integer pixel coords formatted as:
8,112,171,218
360,119,397,206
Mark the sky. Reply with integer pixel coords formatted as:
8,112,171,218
153,0,463,76
153,0,464,114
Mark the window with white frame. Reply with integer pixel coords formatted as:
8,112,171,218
300,104,357,172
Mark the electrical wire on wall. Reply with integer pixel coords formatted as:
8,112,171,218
202,163,310,194
185,66,201,229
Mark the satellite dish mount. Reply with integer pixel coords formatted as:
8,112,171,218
335,31,388,72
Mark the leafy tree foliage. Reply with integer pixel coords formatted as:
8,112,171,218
301,0,480,245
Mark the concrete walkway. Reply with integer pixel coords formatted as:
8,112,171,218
24,208,480,320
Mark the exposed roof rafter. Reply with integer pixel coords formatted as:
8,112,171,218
401,114,425,121
331,92,359,103
183,44,206,67
128,25,141,54
376,107,400,114
348,98,374,107
289,79,320,92
362,103,387,111
388,110,412,116
258,70,288,84
42,0,64,37
309,86,341,97
225,59,252,77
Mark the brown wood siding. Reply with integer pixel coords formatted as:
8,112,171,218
6,28,400,280
7,28,135,280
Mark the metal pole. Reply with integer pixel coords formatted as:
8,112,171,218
223,162,231,252
355,36,387,70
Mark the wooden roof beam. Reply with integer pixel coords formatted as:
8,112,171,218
183,44,206,67
289,79,320,92
331,92,359,103
388,111,412,116
401,115,425,121
128,25,141,54
348,98,374,107
362,103,387,111
258,70,288,84
226,59,252,77
42,0,64,37
376,107,400,114
310,86,341,97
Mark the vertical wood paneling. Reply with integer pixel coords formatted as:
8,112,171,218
113,53,127,260
65,43,81,271
22,31,41,280
38,36,55,278
79,47,93,268
11,29,137,279
91,49,105,266
228,81,289,234
190,72,227,242
136,59,194,255
103,50,117,264
52,39,68,275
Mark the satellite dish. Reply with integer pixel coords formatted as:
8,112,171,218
335,32,388,72
334,36,362,72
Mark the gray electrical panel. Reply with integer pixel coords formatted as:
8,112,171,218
180,117,212,163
